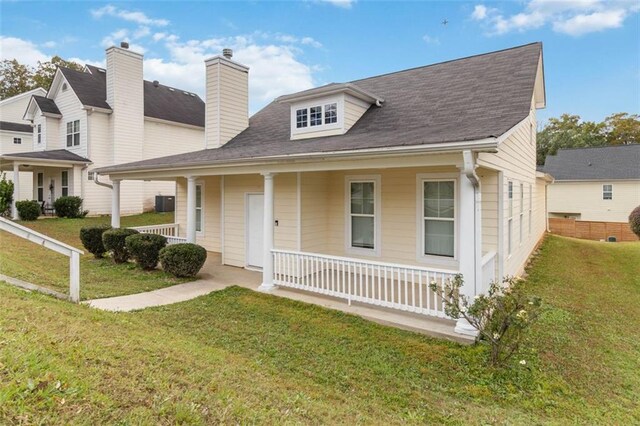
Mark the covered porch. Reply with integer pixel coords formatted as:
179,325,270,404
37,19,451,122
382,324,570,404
111,150,499,337
0,150,91,219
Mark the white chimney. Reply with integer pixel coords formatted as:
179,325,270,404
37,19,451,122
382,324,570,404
106,44,144,164
204,49,249,149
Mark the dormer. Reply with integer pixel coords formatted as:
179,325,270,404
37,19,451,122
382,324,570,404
277,83,383,140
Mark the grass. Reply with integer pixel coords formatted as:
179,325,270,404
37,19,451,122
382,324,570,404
0,234,638,423
0,212,190,300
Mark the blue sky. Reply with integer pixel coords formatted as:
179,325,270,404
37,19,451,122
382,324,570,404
1,0,638,123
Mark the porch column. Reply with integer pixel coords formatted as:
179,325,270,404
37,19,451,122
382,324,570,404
72,165,83,198
111,179,121,228
11,162,19,220
456,168,481,336
258,172,275,292
186,176,197,243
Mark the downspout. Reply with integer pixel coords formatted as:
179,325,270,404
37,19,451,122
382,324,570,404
462,150,481,295
93,173,112,189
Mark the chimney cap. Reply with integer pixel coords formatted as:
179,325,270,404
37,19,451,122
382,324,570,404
120,41,129,49
153,80,159,87
222,48,233,59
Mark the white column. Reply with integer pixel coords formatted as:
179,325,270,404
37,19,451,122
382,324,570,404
456,169,480,336
258,172,275,292
11,162,20,220
111,179,121,228
186,176,197,243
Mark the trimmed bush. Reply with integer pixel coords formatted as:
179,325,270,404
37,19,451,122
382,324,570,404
125,233,167,270
0,173,14,217
54,196,87,218
80,225,111,258
102,228,139,263
159,243,207,278
630,205,640,238
15,200,40,221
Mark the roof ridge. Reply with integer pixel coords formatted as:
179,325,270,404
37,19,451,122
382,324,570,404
556,144,640,152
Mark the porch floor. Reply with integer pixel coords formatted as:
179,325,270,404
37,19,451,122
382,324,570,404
87,252,472,344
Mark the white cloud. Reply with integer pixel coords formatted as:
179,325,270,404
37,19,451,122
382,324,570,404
42,41,57,48
133,26,151,39
91,4,169,26
470,0,639,36
422,34,440,45
0,36,48,66
301,37,323,48
318,0,355,9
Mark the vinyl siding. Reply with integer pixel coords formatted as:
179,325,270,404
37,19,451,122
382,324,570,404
300,172,330,253
548,180,640,222
479,168,499,255
54,80,87,158
0,89,45,122
84,112,113,214
343,94,370,130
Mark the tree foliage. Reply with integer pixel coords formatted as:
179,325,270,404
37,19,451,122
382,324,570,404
0,56,83,100
537,113,640,165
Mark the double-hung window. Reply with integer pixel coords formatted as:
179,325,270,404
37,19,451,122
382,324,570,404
66,120,80,147
423,180,455,258
61,171,69,197
37,124,42,144
13,137,21,144
37,173,44,202
508,181,513,255
347,176,379,254
195,183,203,234
602,184,613,200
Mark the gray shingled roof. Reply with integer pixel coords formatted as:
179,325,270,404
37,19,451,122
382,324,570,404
32,95,61,115
59,65,205,127
1,149,91,163
542,145,640,180
98,42,543,174
0,121,32,133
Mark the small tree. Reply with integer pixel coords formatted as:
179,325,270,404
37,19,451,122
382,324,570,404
0,173,14,217
629,205,640,238
430,275,542,367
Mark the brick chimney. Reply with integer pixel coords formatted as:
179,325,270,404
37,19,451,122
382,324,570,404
204,49,249,149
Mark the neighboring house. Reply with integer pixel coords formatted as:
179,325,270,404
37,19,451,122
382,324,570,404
97,43,550,336
0,43,205,218
0,88,47,201
542,145,640,241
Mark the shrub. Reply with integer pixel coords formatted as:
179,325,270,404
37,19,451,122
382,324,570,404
102,228,139,263
430,275,542,367
80,225,111,258
15,200,40,221
0,173,14,217
125,233,167,270
159,243,207,278
629,205,640,238
54,196,86,218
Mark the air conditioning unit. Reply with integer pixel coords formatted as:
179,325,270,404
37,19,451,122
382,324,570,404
155,195,175,213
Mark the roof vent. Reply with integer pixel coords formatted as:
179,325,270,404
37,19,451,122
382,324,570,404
153,80,159,87
168,88,175,92
222,48,233,59
183,91,189,95
120,41,129,49
189,93,195,97
97,68,106,73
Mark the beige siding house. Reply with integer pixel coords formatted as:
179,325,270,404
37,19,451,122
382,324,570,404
0,44,205,218
98,43,550,337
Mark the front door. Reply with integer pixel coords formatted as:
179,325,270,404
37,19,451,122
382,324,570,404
246,193,264,268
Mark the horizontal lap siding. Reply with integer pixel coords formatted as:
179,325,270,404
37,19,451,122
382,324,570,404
479,168,499,255
274,173,298,252
301,172,329,253
548,181,640,222
223,174,262,267
84,113,113,214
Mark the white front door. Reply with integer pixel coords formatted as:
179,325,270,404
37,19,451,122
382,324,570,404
246,193,264,268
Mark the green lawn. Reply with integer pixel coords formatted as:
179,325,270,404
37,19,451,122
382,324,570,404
0,235,638,424
0,213,190,300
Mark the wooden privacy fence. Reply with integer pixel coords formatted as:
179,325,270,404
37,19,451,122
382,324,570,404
549,217,638,242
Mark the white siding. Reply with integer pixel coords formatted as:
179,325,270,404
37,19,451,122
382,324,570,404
53,79,87,158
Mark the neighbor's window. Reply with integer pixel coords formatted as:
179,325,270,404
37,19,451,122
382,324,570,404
61,171,69,197
349,180,376,251
195,184,203,233
13,137,21,144
296,108,308,128
603,184,613,200
37,124,42,144
423,180,455,258
66,120,80,147
37,172,44,202
88,171,95,181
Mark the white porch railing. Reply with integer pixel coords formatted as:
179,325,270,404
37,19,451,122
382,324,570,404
481,251,497,294
131,223,187,245
0,216,83,302
272,249,458,318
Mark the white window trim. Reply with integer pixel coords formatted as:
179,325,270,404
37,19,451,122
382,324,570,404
507,180,514,257
61,171,69,197
195,181,205,236
66,119,80,147
416,173,459,268
345,175,381,257
291,95,344,137
37,124,42,145
528,183,532,236
519,183,524,246
602,184,613,200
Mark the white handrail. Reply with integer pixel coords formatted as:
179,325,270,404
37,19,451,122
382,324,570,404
0,216,83,302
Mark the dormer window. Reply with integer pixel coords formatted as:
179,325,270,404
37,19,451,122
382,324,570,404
295,103,338,129
325,103,337,124
296,108,308,128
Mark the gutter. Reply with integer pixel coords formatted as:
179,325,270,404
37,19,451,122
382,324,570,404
93,173,112,189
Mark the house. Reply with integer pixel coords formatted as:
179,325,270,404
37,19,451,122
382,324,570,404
0,43,205,219
0,88,47,201
542,145,640,241
96,43,550,336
